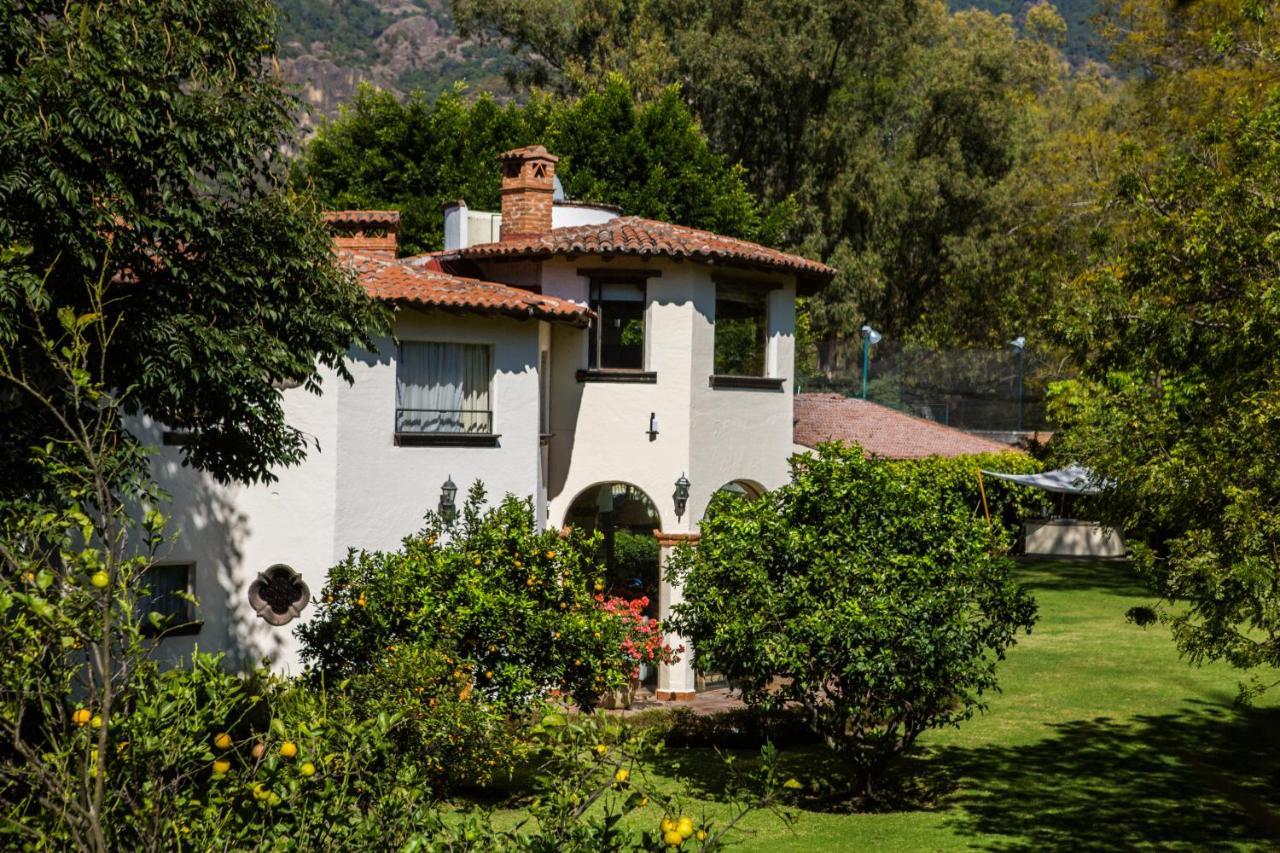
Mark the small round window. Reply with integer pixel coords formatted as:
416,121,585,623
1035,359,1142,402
248,564,311,626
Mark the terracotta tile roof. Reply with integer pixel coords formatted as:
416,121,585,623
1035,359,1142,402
448,217,836,287
793,393,1019,459
323,210,400,229
339,251,592,327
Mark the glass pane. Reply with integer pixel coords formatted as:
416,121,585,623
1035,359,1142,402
143,564,191,622
590,283,646,369
715,286,768,376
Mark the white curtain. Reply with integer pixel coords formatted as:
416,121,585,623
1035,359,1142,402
397,342,491,433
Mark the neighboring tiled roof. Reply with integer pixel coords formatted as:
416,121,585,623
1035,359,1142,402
323,210,400,229
448,217,837,286
339,252,592,327
793,393,1018,459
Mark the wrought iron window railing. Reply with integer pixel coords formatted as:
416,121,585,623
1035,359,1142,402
395,408,494,434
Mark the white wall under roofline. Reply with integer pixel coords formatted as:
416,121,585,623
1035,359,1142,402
142,307,547,674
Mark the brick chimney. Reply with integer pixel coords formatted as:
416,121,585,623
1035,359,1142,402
499,146,558,240
323,210,399,258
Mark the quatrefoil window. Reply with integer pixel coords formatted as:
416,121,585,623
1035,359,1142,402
248,564,311,626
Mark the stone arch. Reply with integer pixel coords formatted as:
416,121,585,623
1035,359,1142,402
564,482,661,619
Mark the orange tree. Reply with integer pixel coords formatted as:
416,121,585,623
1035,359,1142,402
668,443,1037,801
296,486,666,786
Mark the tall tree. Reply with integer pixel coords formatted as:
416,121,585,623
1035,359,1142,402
0,0,386,491
1051,0,1280,694
293,78,780,255
453,0,1115,364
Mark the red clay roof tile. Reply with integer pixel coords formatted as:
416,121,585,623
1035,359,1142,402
339,251,592,327
448,217,836,287
793,393,1018,459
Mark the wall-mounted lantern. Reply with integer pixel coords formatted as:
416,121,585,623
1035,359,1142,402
673,473,691,520
439,475,458,523
647,412,659,442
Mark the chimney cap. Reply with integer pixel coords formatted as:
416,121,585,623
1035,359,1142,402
499,145,559,164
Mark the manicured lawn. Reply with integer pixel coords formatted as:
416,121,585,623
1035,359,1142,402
491,560,1280,850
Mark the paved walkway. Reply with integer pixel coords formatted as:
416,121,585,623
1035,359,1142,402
605,685,747,717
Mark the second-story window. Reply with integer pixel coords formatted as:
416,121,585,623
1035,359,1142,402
397,341,493,434
588,281,645,369
714,283,769,376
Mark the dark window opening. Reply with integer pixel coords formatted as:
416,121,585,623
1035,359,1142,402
139,562,199,636
588,282,646,370
714,285,769,377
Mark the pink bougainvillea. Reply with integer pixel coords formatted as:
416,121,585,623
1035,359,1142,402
596,595,681,678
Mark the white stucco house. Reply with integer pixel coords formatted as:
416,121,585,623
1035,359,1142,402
141,146,835,699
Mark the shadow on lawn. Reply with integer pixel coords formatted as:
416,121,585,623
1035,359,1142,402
1012,559,1153,598
935,701,1280,851
647,702,1280,850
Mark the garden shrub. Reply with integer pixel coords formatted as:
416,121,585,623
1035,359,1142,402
669,443,1038,800
297,486,678,785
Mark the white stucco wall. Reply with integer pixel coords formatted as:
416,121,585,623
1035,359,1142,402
142,307,546,673
534,257,796,532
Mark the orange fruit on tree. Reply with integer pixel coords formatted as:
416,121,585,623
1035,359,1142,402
677,816,695,839
213,732,232,750
279,741,298,758
90,571,109,589
663,829,684,847
250,742,266,760
72,708,91,726
299,761,316,777
90,715,103,729
212,759,231,775
661,817,677,834
614,768,630,785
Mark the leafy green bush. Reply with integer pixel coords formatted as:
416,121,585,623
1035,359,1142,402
296,486,662,785
669,443,1038,799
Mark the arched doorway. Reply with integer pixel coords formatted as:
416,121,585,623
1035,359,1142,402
564,483,661,618
714,479,764,501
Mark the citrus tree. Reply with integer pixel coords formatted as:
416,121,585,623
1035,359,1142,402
669,443,1037,799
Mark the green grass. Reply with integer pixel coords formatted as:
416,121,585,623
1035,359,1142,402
490,560,1280,850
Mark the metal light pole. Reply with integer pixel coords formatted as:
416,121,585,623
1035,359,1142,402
1010,336,1026,433
861,325,881,400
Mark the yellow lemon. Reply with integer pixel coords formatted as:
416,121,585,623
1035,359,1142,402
212,759,231,775
663,830,684,847
90,571,109,588
661,817,677,834
677,816,695,839
614,768,630,784
72,708,91,726
213,732,232,750
90,715,103,729
696,829,707,841
279,741,298,758
299,761,316,777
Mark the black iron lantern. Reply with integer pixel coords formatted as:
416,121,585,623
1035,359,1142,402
439,475,458,522
673,473,691,519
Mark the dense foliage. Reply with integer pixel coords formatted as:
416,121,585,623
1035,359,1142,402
455,0,1115,363
1051,92,1280,695
297,484,678,783
0,0,386,492
294,78,781,255
670,444,1037,797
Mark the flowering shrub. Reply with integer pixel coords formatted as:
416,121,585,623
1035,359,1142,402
598,595,681,678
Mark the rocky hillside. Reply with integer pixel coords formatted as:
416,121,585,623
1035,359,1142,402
275,0,515,128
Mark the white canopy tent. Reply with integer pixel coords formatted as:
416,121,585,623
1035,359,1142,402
980,463,1106,495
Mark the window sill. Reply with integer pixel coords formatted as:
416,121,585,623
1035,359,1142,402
576,369,657,384
395,432,501,447
708,375,785,391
